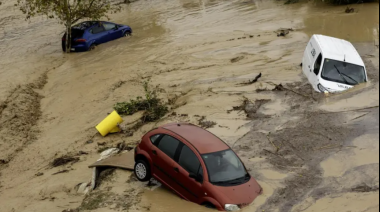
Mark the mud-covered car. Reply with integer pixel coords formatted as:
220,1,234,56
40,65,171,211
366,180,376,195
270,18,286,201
62,21,132,52
134,123,263,211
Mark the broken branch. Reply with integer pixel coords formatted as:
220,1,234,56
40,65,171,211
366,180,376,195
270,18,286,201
239,73,262,85
266,82,317,101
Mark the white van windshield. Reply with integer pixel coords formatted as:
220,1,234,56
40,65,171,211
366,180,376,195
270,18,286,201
322,59,366,86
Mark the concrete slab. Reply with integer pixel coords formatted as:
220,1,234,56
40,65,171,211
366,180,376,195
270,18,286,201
89,151,135,171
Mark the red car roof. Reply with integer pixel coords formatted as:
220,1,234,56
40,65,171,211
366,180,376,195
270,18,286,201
161,123,230,154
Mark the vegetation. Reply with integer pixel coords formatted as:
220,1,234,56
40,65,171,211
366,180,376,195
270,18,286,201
114,81,169,122
16,0,128,52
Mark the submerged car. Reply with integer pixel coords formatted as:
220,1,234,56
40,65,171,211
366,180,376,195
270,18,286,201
62,21,132,52
302,35,368,93
134,123,263,211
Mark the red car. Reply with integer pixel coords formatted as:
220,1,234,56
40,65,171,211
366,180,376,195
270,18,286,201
134,123,262,211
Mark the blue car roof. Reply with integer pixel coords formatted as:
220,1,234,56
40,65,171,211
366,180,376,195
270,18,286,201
72,21,120,31
72,21,104,30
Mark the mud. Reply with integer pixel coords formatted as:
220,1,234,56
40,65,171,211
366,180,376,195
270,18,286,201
0,0,379,212
0,73,47,169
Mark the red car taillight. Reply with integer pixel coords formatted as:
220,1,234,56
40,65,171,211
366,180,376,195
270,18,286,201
76,39,87,43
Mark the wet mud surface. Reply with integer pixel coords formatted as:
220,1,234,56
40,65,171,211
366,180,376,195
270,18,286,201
0,0,379,212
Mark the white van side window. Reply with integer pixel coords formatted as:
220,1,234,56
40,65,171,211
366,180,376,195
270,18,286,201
314,54,323,75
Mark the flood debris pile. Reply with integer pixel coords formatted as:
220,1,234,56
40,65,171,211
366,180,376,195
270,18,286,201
198,116,217,129
228,97,271,119
345,7,356,13
275,28,294,37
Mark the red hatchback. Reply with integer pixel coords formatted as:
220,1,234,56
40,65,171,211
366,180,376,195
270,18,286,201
134,123,262,211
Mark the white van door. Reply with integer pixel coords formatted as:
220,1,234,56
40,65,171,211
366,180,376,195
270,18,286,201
309,53,323,91
302,41,314,79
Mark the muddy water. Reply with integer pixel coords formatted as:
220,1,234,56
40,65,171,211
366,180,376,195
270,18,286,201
0,0,379,212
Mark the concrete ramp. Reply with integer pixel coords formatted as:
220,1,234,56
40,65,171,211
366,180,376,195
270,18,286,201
89,151,135,171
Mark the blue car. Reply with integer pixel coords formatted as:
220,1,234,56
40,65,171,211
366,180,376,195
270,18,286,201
62,21,132,52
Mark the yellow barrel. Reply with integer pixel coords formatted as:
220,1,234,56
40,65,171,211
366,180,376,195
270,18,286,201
96,111,124,137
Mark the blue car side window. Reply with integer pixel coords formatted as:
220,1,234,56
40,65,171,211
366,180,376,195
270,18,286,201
91,26,105,34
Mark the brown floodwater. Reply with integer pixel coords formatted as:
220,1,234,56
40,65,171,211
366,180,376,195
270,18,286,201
0,0,379,212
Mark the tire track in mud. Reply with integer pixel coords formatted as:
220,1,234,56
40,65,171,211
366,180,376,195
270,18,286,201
0,72,48,168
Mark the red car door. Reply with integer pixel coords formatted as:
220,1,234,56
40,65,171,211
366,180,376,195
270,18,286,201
172,144,205,203
151,135,182,193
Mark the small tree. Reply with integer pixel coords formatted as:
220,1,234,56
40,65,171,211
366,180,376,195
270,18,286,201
16,0,126,52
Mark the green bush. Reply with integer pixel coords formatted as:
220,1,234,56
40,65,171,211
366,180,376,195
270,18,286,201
114,81,168,123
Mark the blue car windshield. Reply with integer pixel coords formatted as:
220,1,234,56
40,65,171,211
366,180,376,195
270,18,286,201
322,59,366,85
202,150,249,185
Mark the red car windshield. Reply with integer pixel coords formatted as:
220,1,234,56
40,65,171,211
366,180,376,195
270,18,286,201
202,150,249,186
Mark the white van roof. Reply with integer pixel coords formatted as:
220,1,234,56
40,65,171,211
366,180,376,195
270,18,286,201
313,35,365,67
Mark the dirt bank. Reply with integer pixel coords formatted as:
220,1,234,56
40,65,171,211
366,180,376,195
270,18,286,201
0,0,379,212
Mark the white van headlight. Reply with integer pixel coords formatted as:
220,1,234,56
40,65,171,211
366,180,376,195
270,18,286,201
318,84,329,93
225,204,240,211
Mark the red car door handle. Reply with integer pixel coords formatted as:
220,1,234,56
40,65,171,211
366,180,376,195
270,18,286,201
174,167,179,173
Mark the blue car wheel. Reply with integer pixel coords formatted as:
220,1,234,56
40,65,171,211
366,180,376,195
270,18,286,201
124,30,132,37
89,44,96,51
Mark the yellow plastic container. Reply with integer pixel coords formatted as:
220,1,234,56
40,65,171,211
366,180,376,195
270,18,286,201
96,111,124,137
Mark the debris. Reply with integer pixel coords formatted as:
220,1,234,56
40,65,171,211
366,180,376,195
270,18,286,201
86,140,94,144
52,170,70,175
267,82,316,101
249,35,254,38
0,159,9,165
256,84,285,92
345,7,355,13
98,148,120,161
239,73,262,85
198,116,217,129
231,56,245,63
351,184,379,193
51,156,80,167
97,142,106,146
116,141,135,151
78,151,89,155
228,97,270,118
275,28,294,37
76,182,91,194
35,172,44,177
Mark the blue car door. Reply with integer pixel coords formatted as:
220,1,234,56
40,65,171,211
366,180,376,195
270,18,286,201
90,25,108,44
103,22,123,41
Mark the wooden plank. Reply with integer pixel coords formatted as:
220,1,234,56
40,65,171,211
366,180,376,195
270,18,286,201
88,151,135,171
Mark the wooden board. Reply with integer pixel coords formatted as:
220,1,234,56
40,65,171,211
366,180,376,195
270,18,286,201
89,151,135,171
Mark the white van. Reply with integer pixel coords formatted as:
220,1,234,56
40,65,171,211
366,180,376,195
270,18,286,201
302,35,368,93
